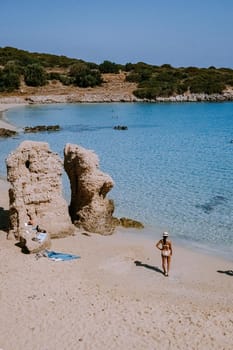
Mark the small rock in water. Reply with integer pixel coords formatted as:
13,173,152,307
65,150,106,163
113,125,128,130
0,128,17,137
118,217,144,229
24,125,60,133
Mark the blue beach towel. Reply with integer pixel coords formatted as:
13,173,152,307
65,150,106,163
45,250,80,261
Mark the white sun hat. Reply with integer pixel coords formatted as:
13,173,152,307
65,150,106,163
163,231,169,237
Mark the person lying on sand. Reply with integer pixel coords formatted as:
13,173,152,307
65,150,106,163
156,231,173,276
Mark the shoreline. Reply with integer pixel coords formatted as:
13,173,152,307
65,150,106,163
1,173,231,267
141,225,233,263
1,88,233,107
1,174,232,264
0,102,28,130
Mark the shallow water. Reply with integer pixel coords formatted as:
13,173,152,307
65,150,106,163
1,102,233,259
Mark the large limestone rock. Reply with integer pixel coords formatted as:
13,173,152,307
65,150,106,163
6,141,74,242
64,143,116,235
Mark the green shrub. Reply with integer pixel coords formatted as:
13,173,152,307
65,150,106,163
0,69,20,91
0,61,21,92
47,72,61,80
69,62,102,87
24,64,47,86
99,60,119,73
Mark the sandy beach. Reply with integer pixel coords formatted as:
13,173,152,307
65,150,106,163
0,186,233,350
0,103,232,350
0,102,27,131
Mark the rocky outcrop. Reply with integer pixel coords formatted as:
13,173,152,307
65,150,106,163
117,217,144,229
64,143,116,235
155,91,233,102
113,125,128,130
24,93,139,103
6,141,74,242
24,125,60,133
0,128,17,137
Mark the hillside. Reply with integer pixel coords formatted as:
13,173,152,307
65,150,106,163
1,47,233,102
0,72,138,103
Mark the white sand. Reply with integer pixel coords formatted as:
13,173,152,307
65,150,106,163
0,178,232,350
0,103,232,349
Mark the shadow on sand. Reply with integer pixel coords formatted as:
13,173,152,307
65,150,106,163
134,260,164,275
217,270,233,276
0,207,10,232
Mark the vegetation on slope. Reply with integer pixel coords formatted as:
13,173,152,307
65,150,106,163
0,46,233,98
125,63,233,98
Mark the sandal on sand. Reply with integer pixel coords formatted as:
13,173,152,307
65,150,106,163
165,272,168,277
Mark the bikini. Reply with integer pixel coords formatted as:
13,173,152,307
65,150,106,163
161,240,171,257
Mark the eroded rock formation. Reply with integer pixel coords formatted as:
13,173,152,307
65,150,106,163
6,141,74,243
64,143,116,235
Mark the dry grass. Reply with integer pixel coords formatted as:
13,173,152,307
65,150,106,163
0,73,137,99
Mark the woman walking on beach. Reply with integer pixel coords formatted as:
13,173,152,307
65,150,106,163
156,231,173,276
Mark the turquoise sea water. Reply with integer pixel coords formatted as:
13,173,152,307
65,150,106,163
1,102,233,260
